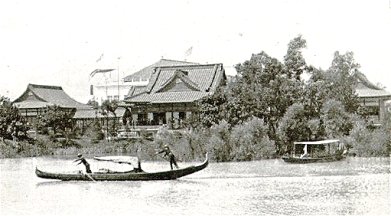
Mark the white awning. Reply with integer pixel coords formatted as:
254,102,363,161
294,139,340,145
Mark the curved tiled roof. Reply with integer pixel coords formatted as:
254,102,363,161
146,64,224,93
123,59,198,82
13,84,91,109
126,63,226,104
355,72,391,98
125,85,147,99
127,91,210,103
356,88,391,98
73,107,128,119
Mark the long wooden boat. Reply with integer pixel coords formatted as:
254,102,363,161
281,154,345,164
36,154,208,181
282,140,347,164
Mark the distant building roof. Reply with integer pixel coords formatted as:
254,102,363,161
73,107,128,119
125,63,226,104
125,85,147,99
13,84,91,110
128,91,210,103
355,72,391,98
123,59,199,82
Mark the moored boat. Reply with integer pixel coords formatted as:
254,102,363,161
282,139,346,164
36,153,208,181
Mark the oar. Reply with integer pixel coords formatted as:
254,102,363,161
155,153,170,162
73,161,96,182
155,152,183,162
84,172,96,182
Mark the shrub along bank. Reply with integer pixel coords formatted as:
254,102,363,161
2,115,388,160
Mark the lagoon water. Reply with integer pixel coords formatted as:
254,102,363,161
0,156,389,216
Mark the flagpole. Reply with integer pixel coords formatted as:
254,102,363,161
117,57,120,101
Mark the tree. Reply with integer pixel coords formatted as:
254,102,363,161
325,51,360,113
276,103,312,153
37,105,74,136
233,42,305,142
0,96,30,140
87,99,99,109
320,100,354,138
284,35,307,80
101,100,119,136
230,117,275,160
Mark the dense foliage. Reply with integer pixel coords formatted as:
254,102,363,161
101,99,119,136
195,35,389,158
0,96,30,140
1,35,390,159
36,105,74,136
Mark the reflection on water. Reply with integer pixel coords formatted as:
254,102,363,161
1,157,390,216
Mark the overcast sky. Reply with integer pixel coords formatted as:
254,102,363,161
1,0,390,103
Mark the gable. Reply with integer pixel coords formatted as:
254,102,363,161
14,88,45,103
146,64,224,93
126,63,226,104
155,69,201,93
159,77,199,92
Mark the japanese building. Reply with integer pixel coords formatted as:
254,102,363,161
13,84,92,124
355,72,391,124
90,59,198,104
124,63,226,129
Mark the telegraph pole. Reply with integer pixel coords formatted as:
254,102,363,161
117,57,121,100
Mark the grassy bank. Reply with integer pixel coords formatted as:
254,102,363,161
0,134,205,161
1,121,389,160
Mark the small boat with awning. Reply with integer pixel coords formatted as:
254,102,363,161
282,140,347,163
36,153,208,181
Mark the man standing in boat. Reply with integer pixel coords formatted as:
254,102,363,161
74,154,92,173
156,145,179,170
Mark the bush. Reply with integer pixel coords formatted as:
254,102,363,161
344,120,391,156
0,138,52,158
205,120,232,162
230,117,275,161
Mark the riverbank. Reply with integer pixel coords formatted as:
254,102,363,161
0,135,203,161
1,131,389,160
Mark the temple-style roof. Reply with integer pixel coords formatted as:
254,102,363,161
127,91,210,103
355,72,391,98
13,84,91,109
73,107,128,119
125,85,147,99
125,63,226,104
123,59,198,82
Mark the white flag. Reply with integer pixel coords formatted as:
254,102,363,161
90,69,114,78
185,46,193,57
96,53,104,62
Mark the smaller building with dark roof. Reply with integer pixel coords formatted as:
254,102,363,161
13,84,92,122
355,72,391,124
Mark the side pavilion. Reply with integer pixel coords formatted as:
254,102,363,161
13,84,92,124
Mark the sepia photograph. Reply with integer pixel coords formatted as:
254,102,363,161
0,0,390,215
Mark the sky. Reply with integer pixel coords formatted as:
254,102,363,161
0,0,390,103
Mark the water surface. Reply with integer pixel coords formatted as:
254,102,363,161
1,157,389,216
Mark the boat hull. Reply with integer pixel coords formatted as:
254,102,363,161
36,155,208,181
282,155,345,164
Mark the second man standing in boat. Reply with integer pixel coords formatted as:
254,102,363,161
74,154,92,173
156,145,179,170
